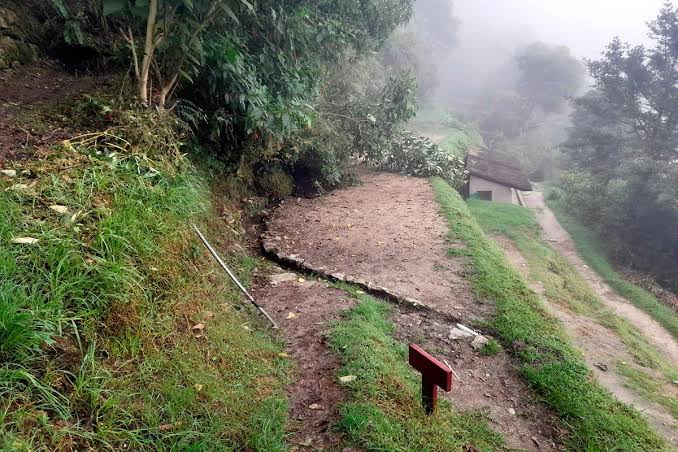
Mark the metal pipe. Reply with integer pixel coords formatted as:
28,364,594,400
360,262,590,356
192,224,278,329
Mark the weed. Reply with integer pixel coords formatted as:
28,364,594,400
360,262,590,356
479,339,502,356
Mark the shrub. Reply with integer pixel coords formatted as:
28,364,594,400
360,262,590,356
377,131,469,188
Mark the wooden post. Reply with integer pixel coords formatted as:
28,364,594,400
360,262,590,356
409,344,452,414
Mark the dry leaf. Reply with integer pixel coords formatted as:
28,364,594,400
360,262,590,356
194,384,204,392
278,352,289,358
49,205,68,214
191,323,205,331
356,290,365,295
308,403,322,410
0,170,16,177
286,312,296,319
297,277,305,283
339,375,357,383
12,237,39,244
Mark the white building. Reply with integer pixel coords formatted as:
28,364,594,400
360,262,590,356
464,150,532,205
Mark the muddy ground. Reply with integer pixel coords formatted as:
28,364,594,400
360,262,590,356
263,170,566,450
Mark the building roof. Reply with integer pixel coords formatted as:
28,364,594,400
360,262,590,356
466,150,532,191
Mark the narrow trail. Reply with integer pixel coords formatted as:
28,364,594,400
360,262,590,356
522,191,678,364
495,236,678,446
263,170,565,450
251,272,355,450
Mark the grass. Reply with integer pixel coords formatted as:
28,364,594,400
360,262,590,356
408,107,483,157
329,285,504,451
544,190,678,342
467,198,675,373
431,178,666,450
0,140,290,449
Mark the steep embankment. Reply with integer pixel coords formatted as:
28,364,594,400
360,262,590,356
0,66,291,450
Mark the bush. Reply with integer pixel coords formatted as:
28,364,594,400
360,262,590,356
256,166,294,199
376,131,469,188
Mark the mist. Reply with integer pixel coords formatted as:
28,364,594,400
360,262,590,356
434,0,667,105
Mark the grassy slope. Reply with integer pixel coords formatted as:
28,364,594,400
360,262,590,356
329,284,504,451
431,179,665,450
467,197,678,422
544,191,678,341
0,145,289,450
408,107,483,157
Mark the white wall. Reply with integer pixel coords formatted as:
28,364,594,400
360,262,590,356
469,176,515,204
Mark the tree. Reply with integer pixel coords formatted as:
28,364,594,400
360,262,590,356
516,42,585,114
560,2,678,291
380,29,438,99
108,0,251,108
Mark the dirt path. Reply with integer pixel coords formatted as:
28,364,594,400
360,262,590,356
263,170,566,450
0,61,109,163
495,236,678,446
521,191,678,365
251,271,356,450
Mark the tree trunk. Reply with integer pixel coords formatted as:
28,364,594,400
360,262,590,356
139,0,158,105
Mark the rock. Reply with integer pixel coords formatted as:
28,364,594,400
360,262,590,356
268,272,297,285
471,335,489,350
593,362,608,372
0,169,16,177
308,403,322,410
448,327,474,340
49,205,68,214
330,272,345,281
508,407,516,415
339,375,357,383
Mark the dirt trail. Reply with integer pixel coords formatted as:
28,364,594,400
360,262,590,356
522,191,678,365
264,170,566,450
495,236,678,446
0,61,109,163
251,272,356,450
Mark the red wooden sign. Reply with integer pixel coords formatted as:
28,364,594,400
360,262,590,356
409,344,452,414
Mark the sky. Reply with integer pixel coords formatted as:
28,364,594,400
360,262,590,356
454,0,667,60
437,0,669,104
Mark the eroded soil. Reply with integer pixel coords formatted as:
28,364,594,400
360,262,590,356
264,170,566,450
264,169,489,321
251,272,356,450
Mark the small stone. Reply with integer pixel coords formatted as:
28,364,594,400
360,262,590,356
268,273,297,285
508,407,516,415
0,169,16,177
471,335,489,350
339,375,357,383
308,403,322,410
49,205,68,214
11,237,39,244
448,327,474,340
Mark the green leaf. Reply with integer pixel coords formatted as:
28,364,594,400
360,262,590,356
50,0,69,18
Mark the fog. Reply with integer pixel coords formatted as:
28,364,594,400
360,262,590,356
435,0,667,106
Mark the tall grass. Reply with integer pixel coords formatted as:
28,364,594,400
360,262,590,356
0,146,289,449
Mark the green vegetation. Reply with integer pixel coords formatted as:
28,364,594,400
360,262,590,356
329,287,504,451
432,178,665,450
617,363,678,420
479,339,502,357
545,190,678,342
467,196,678,424
408,107,483,157
558,4,678,291
0,120,289,449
